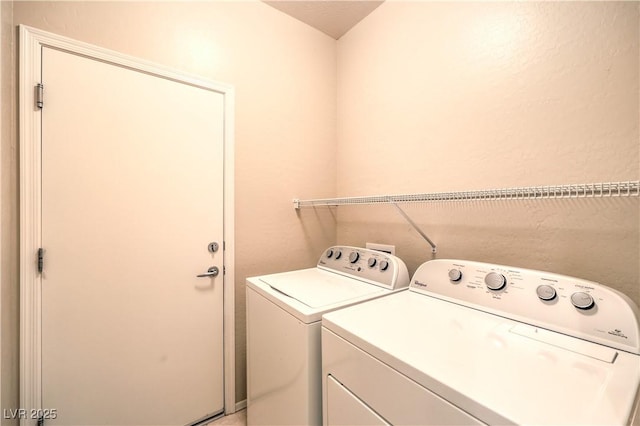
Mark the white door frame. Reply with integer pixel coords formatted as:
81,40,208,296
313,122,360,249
19,25,236,422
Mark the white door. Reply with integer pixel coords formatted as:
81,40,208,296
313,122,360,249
40,46,224,425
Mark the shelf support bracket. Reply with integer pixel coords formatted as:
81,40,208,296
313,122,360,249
392,202,437,254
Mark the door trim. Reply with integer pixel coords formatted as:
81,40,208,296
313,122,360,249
19,25,236,420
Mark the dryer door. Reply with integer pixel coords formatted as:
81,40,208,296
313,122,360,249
326,376,389,426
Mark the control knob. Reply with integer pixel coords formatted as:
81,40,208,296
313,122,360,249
326,249,334,258
536,285,556,301
334,250,342,259
368,257,377,268
571,292,595,310
484,272,507,291
379,260,389,271
448,269,462,282
349,251,360,264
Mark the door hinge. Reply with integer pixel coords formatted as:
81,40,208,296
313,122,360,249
37,248,45,273
36,83,44,109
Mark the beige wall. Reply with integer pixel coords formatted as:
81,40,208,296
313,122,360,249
336,1,639,305
1,0,19,423
4,0,337,407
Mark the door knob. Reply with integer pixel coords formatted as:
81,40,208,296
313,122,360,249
197,266,219,278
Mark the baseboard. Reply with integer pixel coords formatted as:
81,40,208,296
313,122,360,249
234,399,247,412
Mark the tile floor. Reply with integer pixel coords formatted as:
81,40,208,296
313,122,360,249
207,409,246,426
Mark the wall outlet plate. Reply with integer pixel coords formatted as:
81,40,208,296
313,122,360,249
366,242,396,255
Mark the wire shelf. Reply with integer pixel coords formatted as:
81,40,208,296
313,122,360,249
293,181,640,209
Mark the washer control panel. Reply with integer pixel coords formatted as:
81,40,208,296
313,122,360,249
411,259,640,355
318,246,410,290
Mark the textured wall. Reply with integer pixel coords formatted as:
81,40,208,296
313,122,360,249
7,0,337,406
1,1,19,424
336,2,639,304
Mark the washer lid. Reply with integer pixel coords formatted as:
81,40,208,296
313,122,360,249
261,268,386,308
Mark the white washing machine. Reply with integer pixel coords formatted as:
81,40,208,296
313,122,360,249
322,259,640,425
246,246,410,425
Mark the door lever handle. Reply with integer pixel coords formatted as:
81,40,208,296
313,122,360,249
197,266,219,278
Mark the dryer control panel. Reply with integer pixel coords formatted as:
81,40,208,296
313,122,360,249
411,259,640,355
318,246,410,290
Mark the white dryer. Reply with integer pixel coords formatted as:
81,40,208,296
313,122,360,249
246,246,410,425
322,259,640,425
